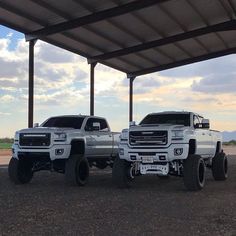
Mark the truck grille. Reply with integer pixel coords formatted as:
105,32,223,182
19,133,51,147
129,131,167,146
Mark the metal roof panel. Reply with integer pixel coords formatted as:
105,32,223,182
1,0,236,76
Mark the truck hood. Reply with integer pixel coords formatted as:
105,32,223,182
17,127,79,133
129,124,186,132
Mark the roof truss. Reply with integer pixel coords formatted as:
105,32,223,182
90,20,236,62
129,47,236,76
25,0,170,41
1,0,236,77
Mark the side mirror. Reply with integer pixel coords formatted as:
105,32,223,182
33,123,39,128
92,122,100,131
129,121,136,127
194,123,202,129
202,119,210,129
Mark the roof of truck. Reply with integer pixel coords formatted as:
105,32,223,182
47,115,88,118
148,111,205,117
150,111,191,114
46,115,107,119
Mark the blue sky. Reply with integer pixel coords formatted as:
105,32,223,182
0,25,236,137
0,26,23,50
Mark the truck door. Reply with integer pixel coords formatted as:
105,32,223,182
194,115,210,157
96,118,113,157
84,118,112,157
209,130,218,156
84,117,97,157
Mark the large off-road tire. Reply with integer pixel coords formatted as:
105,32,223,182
65,154,89,186
183,154,205,191
212,152,228,181
112,156,131,188
8,157,33,184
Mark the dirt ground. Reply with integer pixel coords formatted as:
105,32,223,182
0,148,236,235
0,149,11,156
0,149,11,166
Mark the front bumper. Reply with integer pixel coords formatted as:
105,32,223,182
12,143,71,161
119,143,189,162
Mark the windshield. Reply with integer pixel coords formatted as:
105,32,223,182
140,113,190,126
42,117,85,129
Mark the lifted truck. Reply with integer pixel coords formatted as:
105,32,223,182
113,111,228,191
9,115,119,186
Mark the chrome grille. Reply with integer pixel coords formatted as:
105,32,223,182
129,131,167,146
19,133,51,147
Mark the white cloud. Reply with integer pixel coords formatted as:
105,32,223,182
192,74,236,94
0,87,16,92
37,42,76,63
0,112,11,115
0,38,9,51
0,94,15,103
6,32,13,38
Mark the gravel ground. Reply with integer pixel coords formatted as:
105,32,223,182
0,155,236,236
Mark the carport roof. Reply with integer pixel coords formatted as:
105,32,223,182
1,0,236,77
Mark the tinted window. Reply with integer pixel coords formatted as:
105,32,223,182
85,118,97,131
42,117,84,129
99,119,109,130
140,114,190,126
85,118,109,131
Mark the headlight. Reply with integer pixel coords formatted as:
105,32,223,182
171,130,184,140
14,131,19,143
120,129,128,141
54,132,67,141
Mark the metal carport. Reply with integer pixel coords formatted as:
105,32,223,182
0,0,236,126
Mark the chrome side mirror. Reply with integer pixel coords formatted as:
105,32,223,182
202,119,210,129
129,121,136,127
33,123,39,128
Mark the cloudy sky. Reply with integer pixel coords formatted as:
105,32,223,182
0,25,236,138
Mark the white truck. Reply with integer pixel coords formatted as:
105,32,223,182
113,111,228,191
9,115,119,186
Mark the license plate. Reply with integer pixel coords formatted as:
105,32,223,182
140,164,169,175
142,156,154,163
146,165,159,170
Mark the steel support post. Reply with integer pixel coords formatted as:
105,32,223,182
129,76,136,122
28,40,36,128
90,62,97,116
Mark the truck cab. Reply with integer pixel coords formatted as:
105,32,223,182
113,111,228,191
9,115,120,186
